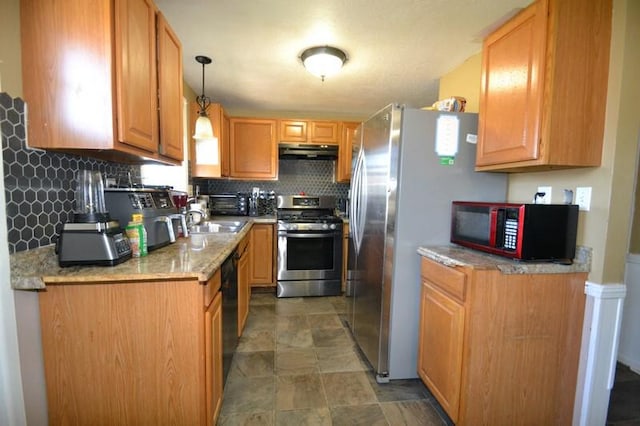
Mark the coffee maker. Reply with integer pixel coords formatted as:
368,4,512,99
56,170,132,267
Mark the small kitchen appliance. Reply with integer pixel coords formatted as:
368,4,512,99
57,170,132,267
450,201,579,262
105,187,187,251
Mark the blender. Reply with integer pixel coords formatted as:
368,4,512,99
56,170,132,266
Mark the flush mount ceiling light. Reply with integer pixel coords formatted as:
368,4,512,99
301,46,347,81
193,55,214,140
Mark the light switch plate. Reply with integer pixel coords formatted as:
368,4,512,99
576,187,592,211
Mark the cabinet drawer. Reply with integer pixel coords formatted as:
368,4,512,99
421,258,466,302
204,268,222,307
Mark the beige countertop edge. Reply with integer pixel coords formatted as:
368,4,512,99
10,218,276,290
417,245,592,275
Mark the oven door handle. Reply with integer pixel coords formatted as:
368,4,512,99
278,232,340,239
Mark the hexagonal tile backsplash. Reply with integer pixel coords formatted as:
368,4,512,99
202,159,350,200
1,92,140,254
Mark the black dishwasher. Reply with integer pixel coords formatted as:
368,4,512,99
220,251,239,385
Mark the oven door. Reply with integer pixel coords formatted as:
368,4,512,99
277,229,342,281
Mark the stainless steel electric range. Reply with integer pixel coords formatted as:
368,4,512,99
276,195,343,298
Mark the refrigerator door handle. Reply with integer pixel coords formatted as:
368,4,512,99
351,149,365,253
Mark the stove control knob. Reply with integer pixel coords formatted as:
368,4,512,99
329,223,337,230
322,223,329,230
289,224,296,231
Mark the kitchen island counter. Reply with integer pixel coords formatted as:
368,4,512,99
418,244,591,274
10,217,276,290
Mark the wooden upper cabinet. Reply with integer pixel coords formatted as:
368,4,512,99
20,0,184,165
337,122,359,183
190,103,228,178
309,121,339,144
229,118,278,180
156,11,183,161
279,120,308,142
476,0,612,172
115,0,158,154
279,119,340,144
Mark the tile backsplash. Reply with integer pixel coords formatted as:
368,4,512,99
200,159,350,200
1,93,140,254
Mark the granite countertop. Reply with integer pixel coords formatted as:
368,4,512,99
417,244,592,275
11,216,277,290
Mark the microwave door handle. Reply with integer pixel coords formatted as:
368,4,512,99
489,208,498,247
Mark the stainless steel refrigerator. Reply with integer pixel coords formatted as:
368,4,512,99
347,104,507,382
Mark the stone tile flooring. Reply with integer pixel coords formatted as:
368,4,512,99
218,291,451,425
606,363,640,425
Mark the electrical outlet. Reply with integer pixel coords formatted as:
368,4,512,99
575,187,592,211
537,186,552,204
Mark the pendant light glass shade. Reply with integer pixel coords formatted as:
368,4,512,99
301,46,347,81
193,114,214,140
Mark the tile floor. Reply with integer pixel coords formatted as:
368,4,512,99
218,291,451,425
606,363,640,425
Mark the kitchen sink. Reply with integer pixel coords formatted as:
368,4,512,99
189,220,247,234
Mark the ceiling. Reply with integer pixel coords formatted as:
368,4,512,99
155,0,530,120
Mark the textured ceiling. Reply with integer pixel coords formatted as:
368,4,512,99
155,0,530,120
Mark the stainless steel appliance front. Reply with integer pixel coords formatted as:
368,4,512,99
276,195,343,297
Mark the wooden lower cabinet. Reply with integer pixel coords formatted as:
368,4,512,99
237,233,251,334
250,223,275,286
39,271,223,425
418,257,587,424
205,285,223,425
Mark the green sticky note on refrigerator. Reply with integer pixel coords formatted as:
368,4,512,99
439,156,455,165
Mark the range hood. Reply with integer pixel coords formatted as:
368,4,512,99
278,143,338,160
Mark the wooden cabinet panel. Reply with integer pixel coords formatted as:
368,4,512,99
420,256,466,302
476,0,612,171
418,280,464,422
279,120,308,142
205,290,223,425
337,122,359,183
250,224,274,286
309,121,339,144
39,279,206,425
114,0,158,153
278,119,339,144
229,119,278,180
156,11,183,161
237,234,250,334
476,2,544,166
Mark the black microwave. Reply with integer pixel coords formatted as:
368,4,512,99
209,193,248,216
450,201,579,262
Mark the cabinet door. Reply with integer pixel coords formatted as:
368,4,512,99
115,0,159,153
476,1,546,167
418,279,465,423
310,121,339,144
229,119,278,179
250,224,274,286
337,122,359,182
205,291,223,426
279,120,308,142
237,236,250,335
156,11,183,161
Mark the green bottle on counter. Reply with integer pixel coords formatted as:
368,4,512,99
125,213,148,257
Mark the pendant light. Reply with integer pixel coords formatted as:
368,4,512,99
301,46,347,81
193,55,214,140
